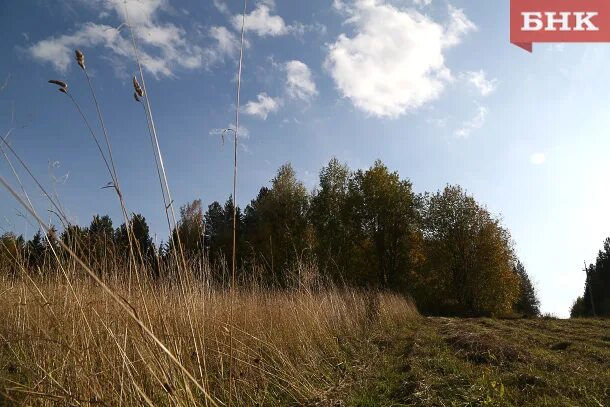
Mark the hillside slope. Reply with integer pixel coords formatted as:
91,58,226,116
350,317,610,406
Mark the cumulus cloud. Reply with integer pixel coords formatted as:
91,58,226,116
229,1,318,38
463,70,498,96
530,153,546,165
28,23,133,74
241,60,316,120
284,60,318,102
243,93,282,119
326,0,476,118
455,106,488,138
28,0,236,77
232,4,288,36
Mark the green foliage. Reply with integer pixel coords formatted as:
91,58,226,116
310,157,351,279
61,225,87,257
573,237,610,317
25,230,45,270
513,261,541,317
417,185,520,316
170,199,205,258
204,198,239,266
117,213,154,260
243,164,312,285
1,160,529,317
570,296,586,318
345,160,421,289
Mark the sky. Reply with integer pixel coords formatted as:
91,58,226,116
1,0,610,317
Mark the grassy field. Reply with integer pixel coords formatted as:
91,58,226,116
351,317,610,407
0,278,417,406
0,278,609,406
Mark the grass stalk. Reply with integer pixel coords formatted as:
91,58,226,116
0,174,219,406
229,1,248,405
121,1,209,398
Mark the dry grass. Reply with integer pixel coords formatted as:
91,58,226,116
0,3,424,405
0,273,418,406
440,319,529,365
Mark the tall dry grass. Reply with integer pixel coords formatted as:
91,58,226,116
0,269,418,405
0,3,420,405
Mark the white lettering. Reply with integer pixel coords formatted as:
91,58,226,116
544,12,571,31
574,12,599,31
522,12,543,31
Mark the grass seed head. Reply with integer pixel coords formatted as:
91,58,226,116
133,76,144,98
48,79,68,93
75,49,85,70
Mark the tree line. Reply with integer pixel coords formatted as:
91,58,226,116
571,238,610,317
0,158,540,317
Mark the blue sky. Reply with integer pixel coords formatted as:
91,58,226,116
1,0,610,316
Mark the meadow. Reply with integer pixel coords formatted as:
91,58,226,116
1,4,609,406
1,269,609,406
0,268,418,405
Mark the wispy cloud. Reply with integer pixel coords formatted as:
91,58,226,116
0,73,10,93
463,70,498,96
243,93,282,119
213,0,230,15
413,0,432,7
455,106,488,138
443,5,477,47
284,60,318,103
325,1,476,118
209,123,250,142
27,0,237,77
208,26,242,60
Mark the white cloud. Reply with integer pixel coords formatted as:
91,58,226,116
209,124,250,141
455,106,488,138
230,2,316,38
29,23,115,73
232,5,288,37
28,0,236,77
325,0,476,118
413,0,432,6
240,60,316,121
243,93,282,119
229,123,250,138
208,26,241,59
213,0,230,15
284,60,318,102
427,117,447,128
443,5,477,47
463,70,498,96
530,153,546,165
258,0,277,8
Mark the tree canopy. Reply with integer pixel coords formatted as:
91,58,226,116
571,238,610,317
1,159,538,317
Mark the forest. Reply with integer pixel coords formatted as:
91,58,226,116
1,158,540,318
571,237,610,317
